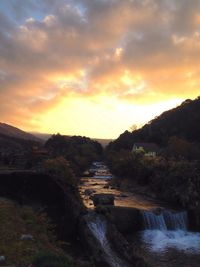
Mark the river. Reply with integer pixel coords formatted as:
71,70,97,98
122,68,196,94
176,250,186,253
79,162,200,267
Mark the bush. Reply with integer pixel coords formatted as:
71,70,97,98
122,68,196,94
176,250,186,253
32,251,74,267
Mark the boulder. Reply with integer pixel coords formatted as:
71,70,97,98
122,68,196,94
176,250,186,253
0,255,5,262
119,194,128,198
92,194,114,206
84,189,95,196
20,234,34,241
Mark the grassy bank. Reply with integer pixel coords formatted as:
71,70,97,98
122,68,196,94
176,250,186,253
0,197,74,267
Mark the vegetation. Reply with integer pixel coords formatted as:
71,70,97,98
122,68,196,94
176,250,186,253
45,134,103,175
44,157,77,186
0,198,74,267
105,97,200,209
31,251,73,267
107,96,200,155
106,149,200,209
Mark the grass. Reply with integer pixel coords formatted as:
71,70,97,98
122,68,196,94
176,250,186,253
0,198,74,267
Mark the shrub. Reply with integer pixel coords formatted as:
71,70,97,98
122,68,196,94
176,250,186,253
32,251,74,267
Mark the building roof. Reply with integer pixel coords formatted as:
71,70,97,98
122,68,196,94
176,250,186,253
133,142,159,152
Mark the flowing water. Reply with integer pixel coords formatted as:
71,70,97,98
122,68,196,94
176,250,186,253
137,210,200,266
80,162,200,267
87,215,129,267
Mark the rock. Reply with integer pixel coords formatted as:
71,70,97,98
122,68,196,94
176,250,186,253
84,189,95,196
119,194,128,198
92,194,114,206
83,171,90,176
151,207,163,215
0,255,5,262
20,234,34,241
188,209,200,231
75,259,92,267
103,185,109,189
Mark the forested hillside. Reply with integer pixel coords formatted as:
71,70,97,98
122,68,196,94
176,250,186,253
0,123,40,141
107,97,200,151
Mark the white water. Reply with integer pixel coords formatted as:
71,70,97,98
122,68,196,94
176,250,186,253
141,210,200,253
87,216,128,267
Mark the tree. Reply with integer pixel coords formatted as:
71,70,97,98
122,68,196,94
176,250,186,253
44,157,76,186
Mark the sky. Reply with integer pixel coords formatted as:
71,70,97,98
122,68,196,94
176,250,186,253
0,0,200,139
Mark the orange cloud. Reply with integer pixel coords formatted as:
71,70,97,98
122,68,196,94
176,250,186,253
0,0,200,137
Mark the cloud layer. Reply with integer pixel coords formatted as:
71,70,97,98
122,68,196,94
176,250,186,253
0,0,200,136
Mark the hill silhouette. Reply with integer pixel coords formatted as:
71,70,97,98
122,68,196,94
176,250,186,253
0,123,41,142
107,96,200,151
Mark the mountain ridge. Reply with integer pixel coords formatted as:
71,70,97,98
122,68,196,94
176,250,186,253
107,96,200,151
0,122,41,142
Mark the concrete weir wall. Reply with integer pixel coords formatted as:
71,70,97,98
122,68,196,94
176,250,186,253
96,205,200,234
0,170,82,240
96,205,143,234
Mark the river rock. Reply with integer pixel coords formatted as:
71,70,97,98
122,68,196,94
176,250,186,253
119,194,128,198
20,234,34,241
151,207,164,215
92,194,114,206
0,255,5,262
84,189,95,196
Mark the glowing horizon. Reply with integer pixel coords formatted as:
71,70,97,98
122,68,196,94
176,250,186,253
0,1,200,139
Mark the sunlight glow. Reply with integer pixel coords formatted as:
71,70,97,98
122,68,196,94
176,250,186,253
30,95,184,139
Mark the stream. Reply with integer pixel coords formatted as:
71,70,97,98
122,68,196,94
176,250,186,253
79,162,200,267
79,162,161,211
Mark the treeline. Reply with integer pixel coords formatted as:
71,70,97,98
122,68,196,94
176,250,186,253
107,96,200,152
45,134,103,176
106,150,200,209
0,133,41,166
0,133,40,152
105,96,200,209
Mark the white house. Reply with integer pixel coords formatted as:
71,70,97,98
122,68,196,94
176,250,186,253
132,142,159,157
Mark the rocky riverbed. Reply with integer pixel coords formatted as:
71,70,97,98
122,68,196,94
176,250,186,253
79,177,162,210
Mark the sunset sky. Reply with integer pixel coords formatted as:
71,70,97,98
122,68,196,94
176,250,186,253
0,0,200,138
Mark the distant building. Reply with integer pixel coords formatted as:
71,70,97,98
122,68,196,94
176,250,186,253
132,143,159,157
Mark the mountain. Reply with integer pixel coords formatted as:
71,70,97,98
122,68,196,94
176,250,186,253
107,96,200,151
30,132,52,141
0,123,41,142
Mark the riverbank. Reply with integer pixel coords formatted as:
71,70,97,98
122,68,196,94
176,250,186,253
0,171,92,267
0,197,74,266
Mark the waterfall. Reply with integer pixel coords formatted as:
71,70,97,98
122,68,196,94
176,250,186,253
141,210,200,253
142,210,187,231
163,210,187,231
87,216,129,267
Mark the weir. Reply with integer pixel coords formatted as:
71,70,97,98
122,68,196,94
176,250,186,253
141,210,200,253
87,216,129,267
142,210,187,231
